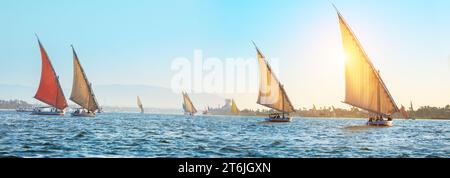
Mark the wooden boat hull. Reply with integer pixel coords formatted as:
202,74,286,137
367,120,393,127
265,117,293,122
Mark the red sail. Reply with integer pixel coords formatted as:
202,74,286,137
34,40,68,110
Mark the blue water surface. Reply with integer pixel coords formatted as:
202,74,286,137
0,111,448,158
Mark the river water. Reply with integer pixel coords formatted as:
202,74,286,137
0,111,448,158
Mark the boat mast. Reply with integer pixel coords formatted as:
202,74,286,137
87,83,91,111
56,76,60,109
377,70,381,117
282,85,285,118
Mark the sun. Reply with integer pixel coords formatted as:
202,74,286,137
337,50,347,66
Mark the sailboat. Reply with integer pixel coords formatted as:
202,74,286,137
31,35,68,116
400,105,409,119
69,46,100,117
202,107,209,115
253,42,295,122
410,101,416,120
182,92,197,116
331,106,337,117
231,99,239,115
312,104,317,116
335,6,400,126
137,96,144,113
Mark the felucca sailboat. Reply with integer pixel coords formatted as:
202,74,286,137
137,96,144,113
182,92,197,116
253,42,295,122
400,105,409,119
335,6,400,126
69,46,100,117
231,99,239,115
409,101,416,120
32,35,68,116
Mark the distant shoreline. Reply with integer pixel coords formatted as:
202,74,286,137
2,109,448,120
219,114,450,120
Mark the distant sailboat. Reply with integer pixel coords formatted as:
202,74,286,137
331,106,337,117
97,107,104,113
253,42,295,122
231,99,239,115
335,6,399,126
182,92,197,116
410,101,416,120
70,46,100,117
312,104,317,115
137,96,144,113
31,35,68,116
202,107,209,115
400,105,409,119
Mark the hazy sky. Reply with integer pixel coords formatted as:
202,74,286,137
1,0,449,109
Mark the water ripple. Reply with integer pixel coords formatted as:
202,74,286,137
0,111,448,158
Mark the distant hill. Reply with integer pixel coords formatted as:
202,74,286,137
93,84,225,110
0,99,32,109
0,84,225,111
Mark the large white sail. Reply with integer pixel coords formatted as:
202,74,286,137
336,8,399,116
254,43,295,113
137,96,144,113
182,92,197,114
69,46,99,112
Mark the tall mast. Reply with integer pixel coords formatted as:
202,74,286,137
377,71,381,116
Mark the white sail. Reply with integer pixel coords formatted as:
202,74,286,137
336,8,399,116
254,43,295,113
137,96,144,113
70,46,99,112
182,92,197,114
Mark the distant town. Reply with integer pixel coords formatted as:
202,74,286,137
1,99,449,119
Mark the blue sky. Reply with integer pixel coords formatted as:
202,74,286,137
1,0,449,109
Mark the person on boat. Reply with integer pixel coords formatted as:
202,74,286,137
387,116,393,121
